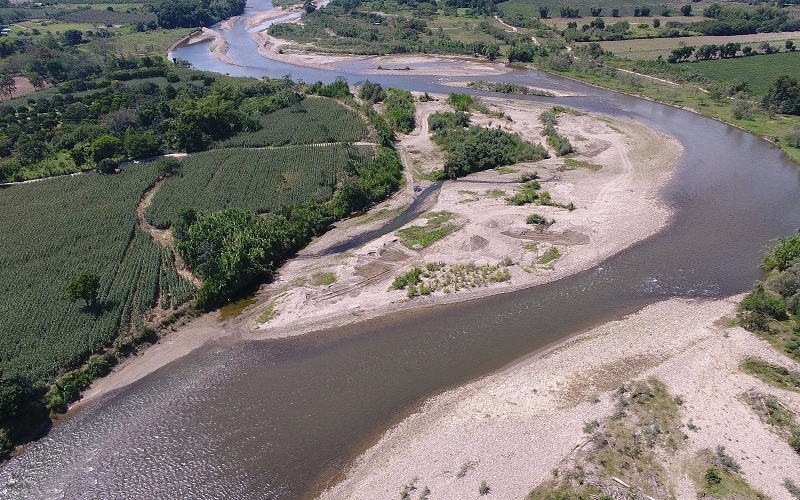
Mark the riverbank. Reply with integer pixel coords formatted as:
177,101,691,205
249,29,512,77
319,295,800,499
81,94,681,405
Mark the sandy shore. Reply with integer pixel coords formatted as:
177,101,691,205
250,29,513,76
319,296,800,499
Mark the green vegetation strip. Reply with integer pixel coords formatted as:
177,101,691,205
396,211,457,249
742,390,800,455
390,259,513,297
741,356,800,392
736,233,800,361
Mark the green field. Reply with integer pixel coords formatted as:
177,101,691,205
691,51,800,96
0,163,193,392
145,144,374,229
219,97,370,148
596,32,800,60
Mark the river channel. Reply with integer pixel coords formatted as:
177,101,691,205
2,2,800,499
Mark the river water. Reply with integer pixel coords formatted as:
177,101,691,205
3,4,800,499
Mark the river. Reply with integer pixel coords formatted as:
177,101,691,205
2,3,800,499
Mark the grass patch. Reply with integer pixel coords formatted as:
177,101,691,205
257,300,278,324
537,247,562,264
312,272,338,286
486,188,506,198
741,356,800,392
495,166,519,174
359,207,403,224
396,211,457,249
563,158,601,171
218,294,258,321
689,459,768,500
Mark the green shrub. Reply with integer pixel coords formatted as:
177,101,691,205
447,93,475,111
526,213,553,230
705,468,722,485
737,283,787,330
764,233,800,272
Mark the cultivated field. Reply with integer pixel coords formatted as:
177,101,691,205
0,163,193,390
595,31,800,60
145,144,374,229
692,51,800,95
219,97,370,147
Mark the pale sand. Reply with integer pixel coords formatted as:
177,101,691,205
319,296,800,499
82,94,682,412
250,30,513,77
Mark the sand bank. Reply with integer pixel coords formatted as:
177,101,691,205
319,296,800,499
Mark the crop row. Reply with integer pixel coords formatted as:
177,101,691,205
145,144,374,229
0,163,192,388
219,97,370,148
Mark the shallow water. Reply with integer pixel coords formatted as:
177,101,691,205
3,3,800,499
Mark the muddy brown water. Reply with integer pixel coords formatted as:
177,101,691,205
3,3,800,498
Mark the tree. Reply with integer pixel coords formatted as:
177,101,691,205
611,8,619,17
91,134,123,162
786,40,795,52
680,4,692,16
539,6,548,18
67,272,101,309
27,72,45,91
0,74,15,100
763,75,800,115
359,80,386,103
123,130,160,159
95,158,119,174
61,29,83,46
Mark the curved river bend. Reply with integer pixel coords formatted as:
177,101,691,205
3,3,800,499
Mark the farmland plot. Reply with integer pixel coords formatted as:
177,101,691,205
0,164,192,388
145,144,375,228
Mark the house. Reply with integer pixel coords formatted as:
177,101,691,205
0,29,11,36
